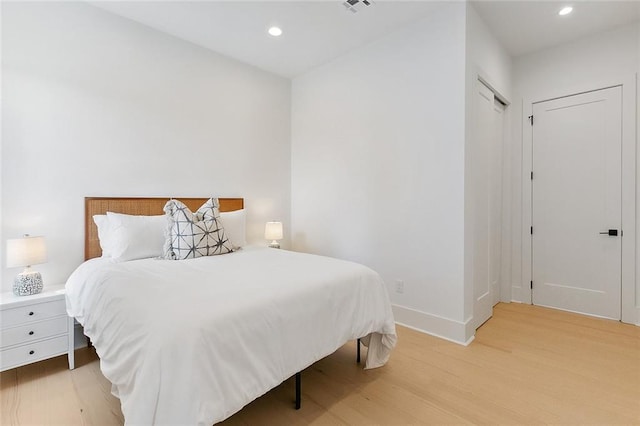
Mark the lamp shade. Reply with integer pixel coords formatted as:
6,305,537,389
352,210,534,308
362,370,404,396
6,236,48,268
264,222,283,240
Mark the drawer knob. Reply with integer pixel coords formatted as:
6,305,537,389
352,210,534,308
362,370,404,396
28,311,34,316
29,331,34,336
29,350,35,355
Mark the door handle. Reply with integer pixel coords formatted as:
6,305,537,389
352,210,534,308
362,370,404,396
599,229,619,236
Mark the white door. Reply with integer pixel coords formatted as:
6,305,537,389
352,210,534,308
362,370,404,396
532,86,622,320
472,80,504,330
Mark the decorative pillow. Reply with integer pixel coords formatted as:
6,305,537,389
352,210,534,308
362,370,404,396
219,209,247,249
105,212,167,262
163,198,233,260
93,214,115,257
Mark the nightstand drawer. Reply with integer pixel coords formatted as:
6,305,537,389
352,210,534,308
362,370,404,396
1,316,69,348
0,299,66,328
0,335,68,371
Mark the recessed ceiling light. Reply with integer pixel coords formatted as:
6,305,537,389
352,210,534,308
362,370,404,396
268,26,283,37
558,6,573,16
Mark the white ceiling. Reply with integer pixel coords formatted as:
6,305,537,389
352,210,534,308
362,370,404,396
92,1,640,79
92,1,444,78
472,0,640,57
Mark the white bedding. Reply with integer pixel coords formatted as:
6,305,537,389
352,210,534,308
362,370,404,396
65,246,397,425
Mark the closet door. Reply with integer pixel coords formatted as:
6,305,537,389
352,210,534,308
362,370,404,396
472,80,504,330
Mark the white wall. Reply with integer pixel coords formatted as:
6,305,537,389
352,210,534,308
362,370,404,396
465,4,512,102
464,3,513,337
1,2,291,290
292,3,470,342
512,22,639,324
0,0,4,293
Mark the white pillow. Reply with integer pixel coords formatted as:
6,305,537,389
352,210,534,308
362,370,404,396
219,209,247,249
93,214,115,258
106,212,167,262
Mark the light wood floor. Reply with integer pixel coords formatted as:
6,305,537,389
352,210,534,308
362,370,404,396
2,303,639,425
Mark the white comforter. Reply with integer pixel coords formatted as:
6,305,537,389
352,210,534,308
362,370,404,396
65,247,397,425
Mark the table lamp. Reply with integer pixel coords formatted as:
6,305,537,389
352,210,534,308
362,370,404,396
264,222,283,249
6,235,48,296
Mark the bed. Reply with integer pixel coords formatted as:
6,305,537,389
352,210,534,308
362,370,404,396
65,197,397,425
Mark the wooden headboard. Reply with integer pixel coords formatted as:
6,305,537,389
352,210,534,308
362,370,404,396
85,197,244,260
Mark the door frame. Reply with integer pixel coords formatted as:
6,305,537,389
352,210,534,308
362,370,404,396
521,75,636,324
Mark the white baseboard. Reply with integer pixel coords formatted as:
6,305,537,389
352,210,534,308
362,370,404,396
511,285,524,303
392,304,474,346
510,291,640,326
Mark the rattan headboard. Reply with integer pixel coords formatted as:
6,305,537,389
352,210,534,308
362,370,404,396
85,197,244,260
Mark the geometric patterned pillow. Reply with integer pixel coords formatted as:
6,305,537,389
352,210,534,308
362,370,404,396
163,198,233,260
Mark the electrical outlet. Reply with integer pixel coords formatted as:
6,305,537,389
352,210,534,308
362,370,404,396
395,279,404,294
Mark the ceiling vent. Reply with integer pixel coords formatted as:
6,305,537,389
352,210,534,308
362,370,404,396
343,0,373,14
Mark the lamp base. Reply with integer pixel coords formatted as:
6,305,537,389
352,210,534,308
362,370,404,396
268,240,281,249
13,271,43,296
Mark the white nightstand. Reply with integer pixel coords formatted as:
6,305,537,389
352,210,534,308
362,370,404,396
0,284,74,372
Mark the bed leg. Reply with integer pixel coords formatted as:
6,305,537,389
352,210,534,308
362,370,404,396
295,372,301,410
357,338,361,364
